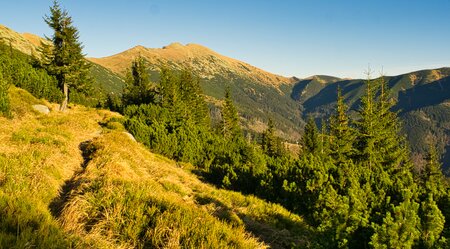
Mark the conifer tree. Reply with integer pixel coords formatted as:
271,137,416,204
419,195,446,248
178,69,210,127
370,192,421,249
159,67,207,121
329,87,355,163
302,117,320,155
355,74,379,168
0,70,11,117
159,67,179,108
123,56,154,105
417,145,447,248
221,87,242,140
43,0,91,110
261,118,285,158
420,145,447,200
355,75,420,247
319,118,331,156
355,76,414,189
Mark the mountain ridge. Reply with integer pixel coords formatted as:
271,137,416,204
88,42,297,88
0,24,46,56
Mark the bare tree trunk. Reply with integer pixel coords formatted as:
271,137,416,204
60,83,68,111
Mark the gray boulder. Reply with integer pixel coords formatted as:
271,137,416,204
32,105,50,114
123,132,136,142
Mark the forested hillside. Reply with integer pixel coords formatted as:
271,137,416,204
90,42,450,168
296,69,450,171
0,85,313,248
89,43,303,140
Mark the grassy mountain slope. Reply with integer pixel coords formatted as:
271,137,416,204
0,24,46,55
88,43,295,87
0,86,312,248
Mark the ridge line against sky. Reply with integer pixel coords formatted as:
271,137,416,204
2,0,450,79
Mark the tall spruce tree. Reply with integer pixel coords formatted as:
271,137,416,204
178,69,210,127
420,145,448,200
221,87,242,140
261,118,285,158
355,75,420,247
329,87,355,163
43,0,91,111
302,117,320,155
417,145,447,248
159,67,179,109
123,56,154,105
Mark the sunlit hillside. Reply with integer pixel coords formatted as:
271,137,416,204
0,86,312,248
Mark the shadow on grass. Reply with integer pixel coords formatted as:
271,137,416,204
193,194,314,248
49,140,94,218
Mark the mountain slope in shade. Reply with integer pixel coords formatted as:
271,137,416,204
291,75,342,102
298,68,450,114
88,43,296,88
298,68,450,170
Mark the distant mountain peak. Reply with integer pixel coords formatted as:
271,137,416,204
131,44,146,49
89,42,297,87
0,24,46,55
163,42,184,49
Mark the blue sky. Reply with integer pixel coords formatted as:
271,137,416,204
2,0,450,78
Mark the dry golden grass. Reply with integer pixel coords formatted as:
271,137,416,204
57,130,312,248
0,86,120,247
21,32,49,48
409,74,418,85
428,69,444,82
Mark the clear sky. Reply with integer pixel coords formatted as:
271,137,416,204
2,0,450,79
